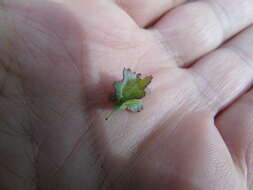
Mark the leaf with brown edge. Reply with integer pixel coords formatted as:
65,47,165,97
106,68,153,120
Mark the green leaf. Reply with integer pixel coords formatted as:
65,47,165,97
114,68,153,103
106,68,153,120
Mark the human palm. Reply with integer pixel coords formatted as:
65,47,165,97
0,0,253,189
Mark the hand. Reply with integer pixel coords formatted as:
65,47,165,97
0,0,253,189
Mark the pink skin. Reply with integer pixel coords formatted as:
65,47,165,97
0,0,253,189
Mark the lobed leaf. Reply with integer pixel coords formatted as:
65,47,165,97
106,68,153,120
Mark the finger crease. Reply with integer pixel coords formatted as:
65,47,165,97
227,46,253,72
150,29,184,67
201,1,226,41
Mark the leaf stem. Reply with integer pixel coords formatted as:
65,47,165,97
105,109,117,120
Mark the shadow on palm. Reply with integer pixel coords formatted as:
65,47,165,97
0,1,231,190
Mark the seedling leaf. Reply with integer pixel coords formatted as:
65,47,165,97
106,68,153,120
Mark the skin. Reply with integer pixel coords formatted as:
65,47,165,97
0,0,253,189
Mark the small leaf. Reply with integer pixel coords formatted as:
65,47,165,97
106,68,153,120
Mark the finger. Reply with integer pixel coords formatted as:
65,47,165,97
215,88,253,186
115,0,186,27
190,25,253,113
151,0,253,67
57,0,138,29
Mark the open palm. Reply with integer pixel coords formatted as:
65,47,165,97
0,0,253,189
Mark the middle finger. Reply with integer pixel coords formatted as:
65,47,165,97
150,0,253,67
